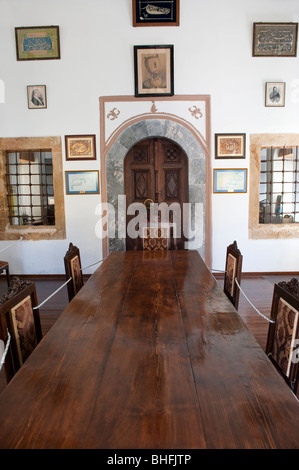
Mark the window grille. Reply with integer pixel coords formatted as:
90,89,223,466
5,150,55,226
259,146,299,224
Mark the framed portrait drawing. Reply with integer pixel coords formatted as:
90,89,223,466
133,0,180,27
215,134,246,159
15,26,60,61
134,45,174,97
65,171,100,195
253,22,298,57
213,169,247,193
27,85,47,109
65,135,96,161
265,82,286,107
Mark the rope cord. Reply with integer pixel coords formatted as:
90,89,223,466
0,238,22,254
33,277,72,310
0,330,11,371
32,259,104,310
234,278,275,324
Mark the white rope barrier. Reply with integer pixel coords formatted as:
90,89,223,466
0,330,11,372
81,259,103,271
33,277,72,310
235,278,275,324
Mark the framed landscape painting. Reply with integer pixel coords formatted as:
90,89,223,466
15,26,60,61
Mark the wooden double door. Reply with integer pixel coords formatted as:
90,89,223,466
124,137,188,250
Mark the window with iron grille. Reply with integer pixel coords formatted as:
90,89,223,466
259,146,299,224
5,149,55,226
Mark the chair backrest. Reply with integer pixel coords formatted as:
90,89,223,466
64,242,83,301
266,278,299,394
223,240,243,310
0,277,42,383
142,226,170,251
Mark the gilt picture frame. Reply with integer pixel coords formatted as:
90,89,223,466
134,44,174,97
133,0,180,27
15,26,60,61
215,134,246,159
253,22,298,57
65,135,96,161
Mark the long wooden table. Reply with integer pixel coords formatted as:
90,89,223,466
0,250,298,449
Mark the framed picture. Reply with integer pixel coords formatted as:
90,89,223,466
133,0,180,27
65,135,96,161
134,45,174,97
265,82,286,107
213,169,247,193
27,85,47,109
215,134,246,159
15,26,60,61
65,171,100,195
253,22,298,57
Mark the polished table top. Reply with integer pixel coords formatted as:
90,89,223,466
0,250,298,449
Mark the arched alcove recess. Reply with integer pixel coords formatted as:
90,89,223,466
99,96,211,266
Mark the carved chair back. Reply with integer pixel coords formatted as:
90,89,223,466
64,243,84,301
266,278,299,394
0,277,42,383
223,240,243,310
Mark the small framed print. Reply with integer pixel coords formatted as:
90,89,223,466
15,26,60,61
213,169,247,193
65,170,100,195
215,134,246,159
27,85,47,109
133,0,180,27
134,44,174,97
253,22,298,57
65,135,96,161
265,82,286,107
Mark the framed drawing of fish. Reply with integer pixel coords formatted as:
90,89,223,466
133,0,180,27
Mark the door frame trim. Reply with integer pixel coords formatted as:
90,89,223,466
99,95,211,266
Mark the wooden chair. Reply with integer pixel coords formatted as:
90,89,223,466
0,261,10,288
0,277,42,383
64,242,83,302
223,240,243,310
266,278,299,394
142,226,170,251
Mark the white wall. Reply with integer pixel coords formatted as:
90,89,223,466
1,0,299,274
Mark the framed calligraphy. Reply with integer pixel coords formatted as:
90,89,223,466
215,134,246,159
15,26,60,61
65,135,96,161
253,22,298,57
133,0,180,27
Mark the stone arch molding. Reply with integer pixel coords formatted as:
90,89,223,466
104,119,208,259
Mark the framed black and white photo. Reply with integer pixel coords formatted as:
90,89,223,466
27,85,47,109
134,44,174,97
265,82,286,107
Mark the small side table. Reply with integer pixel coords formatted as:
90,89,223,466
0,261,10,288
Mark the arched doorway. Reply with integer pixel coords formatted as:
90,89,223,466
124,137,188,250
103,118,210,264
